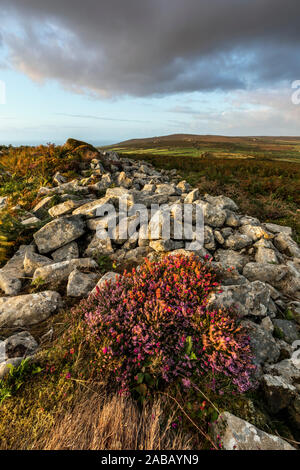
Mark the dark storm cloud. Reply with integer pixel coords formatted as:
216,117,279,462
1,0,300,97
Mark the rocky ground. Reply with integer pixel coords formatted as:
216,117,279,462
0,142,299,450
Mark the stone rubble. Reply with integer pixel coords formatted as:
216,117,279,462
0,143,299,449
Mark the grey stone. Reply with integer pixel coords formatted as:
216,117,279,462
207,281,273,318
0,270,22,295
21,216,41,227
255,247,278,264
212,412,295,450
33,258,98,284
273,319,299,344
225,233,252,250
149,239,175,252
214,249,249,273
53,172,67,185
242,320,280,365
184,189,199,204
262,374,296,413
72,196,114,218
194,201,226,228
48,199,91,218
4,331,38,359
34,215,85,253
210,261,248,286
24,251,53,276
51,242,79,262
84,231,114,257
0,358,23,380
264,359,300,384
274,233,300,258
239,224,270,241
0,291,62,328
155,183,178,196
264,223,292,237
203,194,239,212
67,270,100,297
32,196,55,218
225,211,241,228
90,271,120,296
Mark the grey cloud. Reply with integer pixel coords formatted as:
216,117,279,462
1,0,300,97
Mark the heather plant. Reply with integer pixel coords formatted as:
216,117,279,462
74,254,255,397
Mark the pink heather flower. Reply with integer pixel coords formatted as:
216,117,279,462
102,347,108,354
65,372,71,379
182,377,191,388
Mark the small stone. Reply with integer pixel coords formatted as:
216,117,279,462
33,258,97,284
34,215,85,254
225,233,252,250
4,331,38,359
262,374,296,413
51,242,79,262
0,291,62,328
24,251,52,276
273,319,299,344
90,271,120,296
212,412,295,450
242,320,280,365
184,189,199,204
67,270,100,297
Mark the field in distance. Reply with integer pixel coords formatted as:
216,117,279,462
105,133,300,163
102,134,300,241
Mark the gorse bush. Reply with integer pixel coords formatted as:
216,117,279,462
73,254,255,396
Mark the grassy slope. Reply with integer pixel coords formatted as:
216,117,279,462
104,134,300,242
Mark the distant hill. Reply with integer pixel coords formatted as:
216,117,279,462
113,133,300,149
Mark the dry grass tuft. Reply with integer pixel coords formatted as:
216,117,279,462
36,392,192,450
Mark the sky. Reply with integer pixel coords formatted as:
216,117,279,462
0,0,300,146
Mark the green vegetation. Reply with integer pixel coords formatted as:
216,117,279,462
105,134,300,243
0,140,100,266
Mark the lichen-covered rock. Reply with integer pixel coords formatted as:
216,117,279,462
0,270,22,295
274,232,300,258
239,224,270,241
4,331,38,359
149,239,176,252
272,319,299,344
225,233,252,250
90,271,120,296
264,359,300,384
48,199,91,218
203,194,239,212
184,189,199,203
214,249,249,273
0,291,62,328
84,231,113,256
51,241,79,262
212,412,295,450
262,374,296,413
255,247,278,264
34,215,85,253
33,258,97,284
67,270,99,297
24,251,53,276
32,196,55,218
194,200,226,228
242,320,280,365
207,281,272,318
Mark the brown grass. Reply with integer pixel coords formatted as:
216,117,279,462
34,391,193,450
